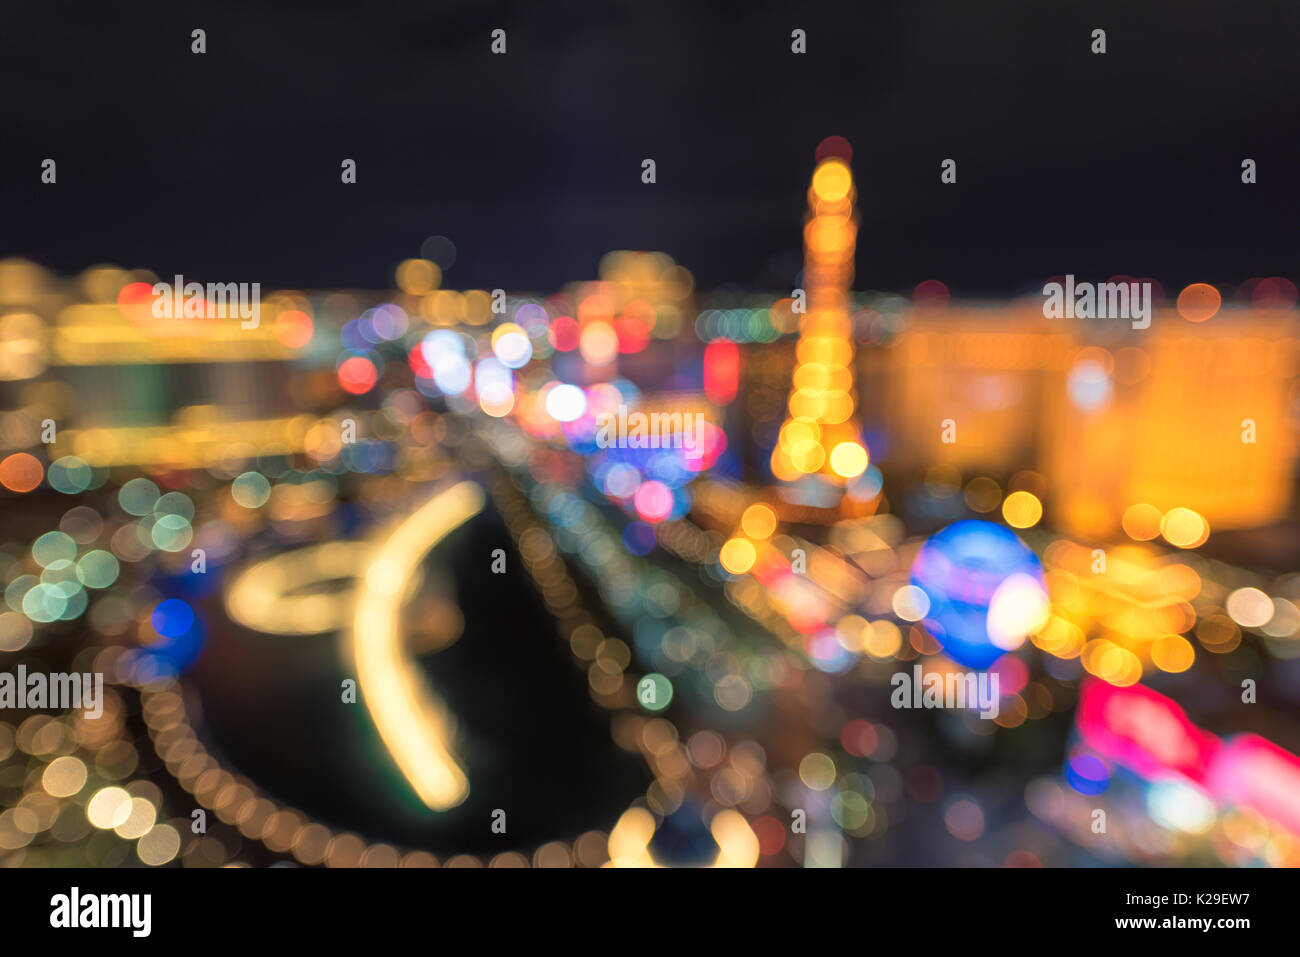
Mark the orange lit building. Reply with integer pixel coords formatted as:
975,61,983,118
878,304,1300,538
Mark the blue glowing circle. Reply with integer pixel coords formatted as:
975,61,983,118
909,519,1044,669
152,598,195,638
1066,753,1111,795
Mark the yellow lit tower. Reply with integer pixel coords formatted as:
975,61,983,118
770,153,869,489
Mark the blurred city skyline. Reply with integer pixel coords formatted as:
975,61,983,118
3,0,1300,880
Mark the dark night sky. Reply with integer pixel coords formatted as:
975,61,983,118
2,0,1298,295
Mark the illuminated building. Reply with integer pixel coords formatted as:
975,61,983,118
1044,312,1300,538
770,151,869,492
881,304,1300,539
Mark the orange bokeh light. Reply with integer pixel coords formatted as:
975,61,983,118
1177,283,1221,322
0,452,43,492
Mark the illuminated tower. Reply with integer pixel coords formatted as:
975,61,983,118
770,153,868,488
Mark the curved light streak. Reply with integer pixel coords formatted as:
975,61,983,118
225,541,372,635
351,480,485,811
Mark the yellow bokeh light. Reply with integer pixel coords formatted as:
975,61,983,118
740,503,777,540
607,808,657,867
1121,503,1163,541
1161,507,1209,549
829,441,868,478
835,614,870,652
798,752,837,791
788,389,826,419
790,442,826,474
812,160,852,203
1082,639,1142,686
770,448,801,483
1151,634,1195,673
41,756,87,798
780,418,820,450
710,809,760,868
863,620,903,659
821,391,854,424
86,786,132,830
1002,490,1043,529
137,824,181,866
719,537,757,575
396,258,441,296
114,797,158,840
